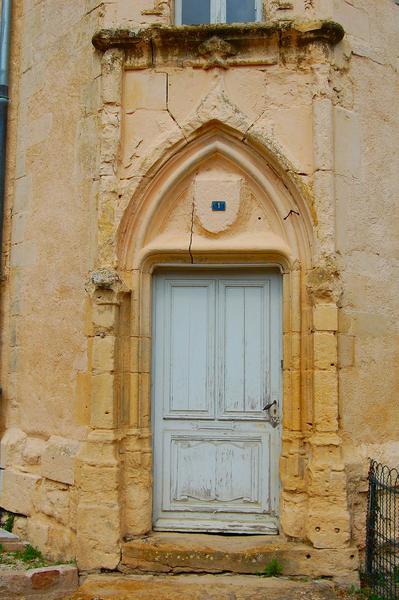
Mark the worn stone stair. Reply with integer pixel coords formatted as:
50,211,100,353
121,532,358,585
67,573,342,600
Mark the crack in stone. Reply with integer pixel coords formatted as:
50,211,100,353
188,198,195,264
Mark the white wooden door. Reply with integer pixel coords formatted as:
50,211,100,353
152,270,282,534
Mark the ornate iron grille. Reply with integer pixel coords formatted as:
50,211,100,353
366,460,399,600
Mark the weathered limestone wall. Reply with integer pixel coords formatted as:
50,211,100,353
330,0,399,551
0,0,397,571
0,0,105,560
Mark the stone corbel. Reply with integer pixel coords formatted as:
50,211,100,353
86,268,129,306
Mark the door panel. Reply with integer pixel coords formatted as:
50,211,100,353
219,281,269,419
163,279,215,419
163,431,270,513
153,270,281,534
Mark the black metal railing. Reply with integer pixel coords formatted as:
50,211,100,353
366,460,399,600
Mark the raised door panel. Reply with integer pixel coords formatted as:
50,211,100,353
162,431,270,513
162,279,215,419
219,281,270,419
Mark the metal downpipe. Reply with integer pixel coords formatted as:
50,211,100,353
0,0,12,270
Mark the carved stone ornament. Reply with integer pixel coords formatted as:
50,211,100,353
197,36,237,69
90,268,121,290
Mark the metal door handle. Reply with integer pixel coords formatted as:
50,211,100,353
263,400,277,412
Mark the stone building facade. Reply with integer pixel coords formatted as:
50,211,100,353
0,0,398,581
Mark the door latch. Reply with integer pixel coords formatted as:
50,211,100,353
263,400,280,428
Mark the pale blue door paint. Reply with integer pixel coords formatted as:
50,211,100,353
152,270,282,533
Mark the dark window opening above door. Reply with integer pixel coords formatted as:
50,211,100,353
176,0,262,25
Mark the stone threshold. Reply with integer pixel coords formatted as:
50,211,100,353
66,573,341,600
121,532,359,585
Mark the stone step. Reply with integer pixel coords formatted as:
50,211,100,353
121,532,358,584
67,573,341,600
0,527,26,552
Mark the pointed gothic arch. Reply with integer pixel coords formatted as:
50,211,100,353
113,122,320,540
117,122,314,273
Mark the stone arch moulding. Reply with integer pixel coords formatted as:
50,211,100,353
113,121,338,545
117,122,314,273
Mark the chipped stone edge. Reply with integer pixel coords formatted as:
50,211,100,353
92,20,345,53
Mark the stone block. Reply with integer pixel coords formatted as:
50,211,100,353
91,373,116,428
27,515,50,553
280,492,307,538
77,464,119,504
92,335,116,374
168,68,212,124
0,469,41,516
14,173,32,213
41,436,80,485
314,332,337,370
125,71,167,112
33,478,70,526
313,371,338,432
69,573,359,599
11,211,28,245
306,505,350,549
102,48,123,104
0,564,78,598
23,437,46,465
27,515,76,562
92,302,119,331
308,466,347,497
333,0,370,41
75,371,91,426
31,565,78,593
334,107,361,179
0,427,27,468
283,333,301,371
262,105,314,174
313,98,333,171
12,516,28,539
10,241,37,267
27,112,53,148
338,334,355,368
122,533,358,579
76,503,121,570
313,304,338,332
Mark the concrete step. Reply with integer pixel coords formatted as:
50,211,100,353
121,532,358,584
67,573,341,600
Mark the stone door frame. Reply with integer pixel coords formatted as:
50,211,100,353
75,36,350,569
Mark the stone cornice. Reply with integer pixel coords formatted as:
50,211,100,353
92,21,345,69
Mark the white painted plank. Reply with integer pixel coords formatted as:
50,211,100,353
223,285,245,412
244,285,266,413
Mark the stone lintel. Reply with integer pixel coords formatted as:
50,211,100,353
92,21,345,69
